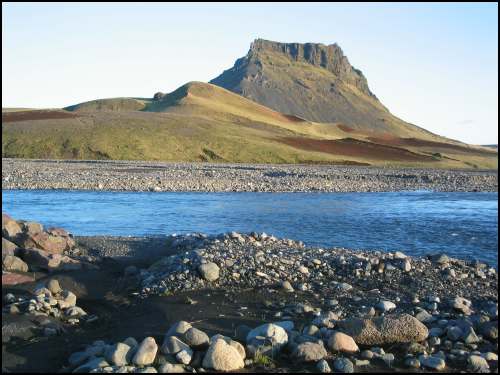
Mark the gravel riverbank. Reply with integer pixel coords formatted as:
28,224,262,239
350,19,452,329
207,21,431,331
2,212,498,373
2,158,498,192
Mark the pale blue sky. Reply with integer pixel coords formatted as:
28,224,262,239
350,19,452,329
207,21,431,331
2,2,498,144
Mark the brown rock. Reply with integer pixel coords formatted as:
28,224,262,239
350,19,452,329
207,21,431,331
2,254,29,272
22,221,44,235
2,237,20,259
2,214,23,241
47,227,76,248
337,314,428,345
17,232,68,254
292,342,328,362
328,331,359,353
2,272,34,285
19,248,62,270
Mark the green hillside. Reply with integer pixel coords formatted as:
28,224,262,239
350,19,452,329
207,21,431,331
2,82,497,168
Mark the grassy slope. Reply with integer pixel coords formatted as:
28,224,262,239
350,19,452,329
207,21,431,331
2,82,498,169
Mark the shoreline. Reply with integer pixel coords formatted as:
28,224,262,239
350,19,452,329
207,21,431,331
2,158,498,192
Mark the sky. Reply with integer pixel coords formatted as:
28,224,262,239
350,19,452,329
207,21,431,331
2,2,498,145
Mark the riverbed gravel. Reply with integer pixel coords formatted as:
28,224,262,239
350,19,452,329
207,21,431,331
69,232,499,373
3,215,498,373
2,159,498,192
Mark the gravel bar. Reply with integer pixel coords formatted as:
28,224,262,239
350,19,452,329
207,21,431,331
2,158,498,192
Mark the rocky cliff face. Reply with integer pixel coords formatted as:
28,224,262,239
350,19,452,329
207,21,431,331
210,39,420,136
247,39,374,98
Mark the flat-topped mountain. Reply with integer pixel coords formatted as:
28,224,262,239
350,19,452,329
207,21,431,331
211,39,431,138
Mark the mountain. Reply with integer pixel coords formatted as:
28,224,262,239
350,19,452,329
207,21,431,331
211,39,435,138
2,40,497,169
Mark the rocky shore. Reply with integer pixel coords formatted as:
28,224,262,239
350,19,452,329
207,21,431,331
2,215,498,373
2,159,498,192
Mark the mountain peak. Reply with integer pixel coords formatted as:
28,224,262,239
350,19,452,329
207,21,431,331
244,39,373,97
210,39,386,126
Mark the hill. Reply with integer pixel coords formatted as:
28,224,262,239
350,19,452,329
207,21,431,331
2,81,496,168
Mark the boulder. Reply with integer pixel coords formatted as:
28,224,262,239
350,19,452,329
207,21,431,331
18,248,80,272
2,214,23,240
22,221,44,235
73,357,109,372
333,357,354,373
337,314,428,345
317,359,332,373
2,272,34,285
158,363,186,373
2,237,20,259
467,355,489,372
292,342,328,362
182,327,209,348
105,342,132,366
375,300,396,313
19,248,62,270
133,337,158,366
47,227,76,249
419,355,446,371
161,336,191,355
58,290,77,309
16,231,69,254
246,323,288,348
198,262,220,281
175,349,193,365
202,338,244,371
2,254,29,272
47,279,62,295
328,332,359,353
166,321,192,338
430,253,450,264
452,296,472,315
209,334,245,360
65,306,87,317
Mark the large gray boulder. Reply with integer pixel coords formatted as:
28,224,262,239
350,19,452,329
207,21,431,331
182,327,209,348
198,262,220,281
161,336,190,355
132,337,158,366
209,334,245,360
292,342,328,362
246,323,288,347
202,338,244,371
165,321,192,338
105,342,132,366
337,314,428,345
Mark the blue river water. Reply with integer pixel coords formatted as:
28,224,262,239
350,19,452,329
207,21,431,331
2,190,498,266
